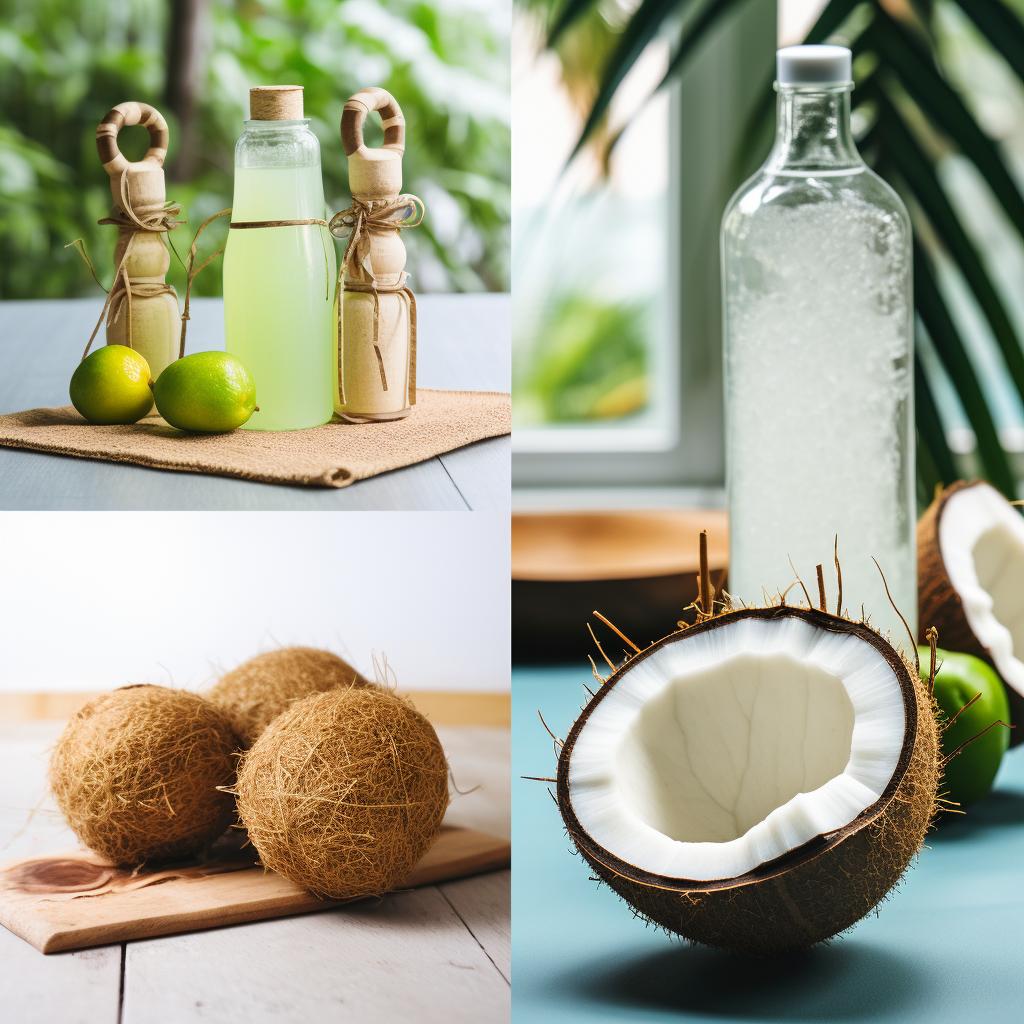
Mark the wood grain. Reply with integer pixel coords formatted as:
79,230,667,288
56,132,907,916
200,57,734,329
95,101,169,172
0,720,509,1019
0,825,509,954
512,508,728,582
512,509,729,661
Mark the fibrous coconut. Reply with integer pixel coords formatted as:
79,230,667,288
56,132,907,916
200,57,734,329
50,685,238,866
236,688,449,899
552,544,942,955
209,646,373,746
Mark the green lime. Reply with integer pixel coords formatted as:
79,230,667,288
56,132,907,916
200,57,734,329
69,345,153,424
920,645,1010,808
153,351,257,433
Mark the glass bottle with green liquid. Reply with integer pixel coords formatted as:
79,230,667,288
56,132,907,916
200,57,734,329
223,86,337,430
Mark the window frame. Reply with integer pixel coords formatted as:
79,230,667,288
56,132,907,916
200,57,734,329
512,1,778,490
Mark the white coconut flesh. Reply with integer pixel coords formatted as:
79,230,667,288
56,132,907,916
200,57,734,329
939,482,1024,699
566,615,907,882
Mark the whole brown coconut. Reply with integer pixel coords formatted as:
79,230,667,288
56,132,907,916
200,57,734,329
236,688,449,899
208,646,373,746
50,685,238,866
557,605,941,956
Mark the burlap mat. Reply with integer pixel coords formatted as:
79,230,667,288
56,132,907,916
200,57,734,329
0,388,510,488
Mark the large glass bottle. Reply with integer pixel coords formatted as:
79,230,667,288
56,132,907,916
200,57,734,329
224,86,337,430
721,46,915,641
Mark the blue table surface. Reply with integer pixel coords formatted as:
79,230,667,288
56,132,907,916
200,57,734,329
513,665,1024,1023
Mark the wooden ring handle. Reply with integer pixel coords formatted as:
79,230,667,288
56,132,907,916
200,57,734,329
341,87,405,158
96,102,169,176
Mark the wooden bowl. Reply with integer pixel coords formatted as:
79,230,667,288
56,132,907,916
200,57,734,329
512,509,728,663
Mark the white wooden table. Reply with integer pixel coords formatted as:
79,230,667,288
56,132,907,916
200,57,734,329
0,722,510,1024
0,295,509,511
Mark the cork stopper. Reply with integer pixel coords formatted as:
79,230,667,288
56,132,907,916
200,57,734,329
249,86,304,121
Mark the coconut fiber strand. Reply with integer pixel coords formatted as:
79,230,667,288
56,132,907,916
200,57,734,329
50,685,239,866
558,606,941,955
209,646,373,747
0,388,509,488
236,688,449,899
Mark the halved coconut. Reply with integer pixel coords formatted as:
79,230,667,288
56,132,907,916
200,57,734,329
557,605,939,955
919,480,1024,742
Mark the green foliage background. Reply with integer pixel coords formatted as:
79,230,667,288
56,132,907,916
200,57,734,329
0,0,510,299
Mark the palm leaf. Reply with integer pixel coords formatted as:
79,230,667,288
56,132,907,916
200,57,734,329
567,0,722,162
914,345,960,488
805,0,867,42
916,436,943,508
868,8,1024,240
871,91,1024,409
943,0,1024,78
547,0,601,48
913,240,1017,495
655,0,757,93
727,4,871,182
547,0,1024,494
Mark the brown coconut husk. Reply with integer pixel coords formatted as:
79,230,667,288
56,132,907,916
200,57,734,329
50,685,239,867
551,537,943,955
208,646,374,747
918,479,1024,743
559,607,940,955
235,688,449,899
918,481,986,656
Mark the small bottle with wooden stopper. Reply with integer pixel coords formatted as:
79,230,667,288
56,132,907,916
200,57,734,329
223,86,337,431
95,102,180,381
333,88,423,422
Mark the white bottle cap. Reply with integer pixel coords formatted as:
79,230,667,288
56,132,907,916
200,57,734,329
776,45,852,86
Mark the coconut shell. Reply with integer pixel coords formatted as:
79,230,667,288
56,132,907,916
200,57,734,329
557,606,941,955
918,480,1024,743
236,688,449,899
208,646,373,747
50,685,239,866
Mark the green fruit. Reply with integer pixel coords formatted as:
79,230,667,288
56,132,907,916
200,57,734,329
920,645,1010,808
69,345,153,424
153,351,257,433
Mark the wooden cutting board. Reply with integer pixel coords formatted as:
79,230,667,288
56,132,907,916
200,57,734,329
0,825,509,954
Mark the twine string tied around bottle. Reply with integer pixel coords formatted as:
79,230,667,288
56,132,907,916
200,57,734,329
70,170,185,361
175,210,333,359
329,195,424,402
74,177,344,370
97,168,185,234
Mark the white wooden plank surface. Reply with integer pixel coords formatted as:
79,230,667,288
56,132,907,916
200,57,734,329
441,435,512,513
0,928,121,1024
0,723,122,1024
439,726,511,841
0,720,510,1022
0,295,509,511
0,723,76,861
123,885,508,1024
440,869,511,983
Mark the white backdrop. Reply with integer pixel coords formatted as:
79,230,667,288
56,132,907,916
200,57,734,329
0,512,508,693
